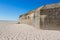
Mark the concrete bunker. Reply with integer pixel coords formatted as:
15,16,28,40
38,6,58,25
19,2,60,30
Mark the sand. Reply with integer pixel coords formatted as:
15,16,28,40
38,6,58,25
0,22,60,40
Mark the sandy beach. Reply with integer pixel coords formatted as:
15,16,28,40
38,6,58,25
0,22,60,40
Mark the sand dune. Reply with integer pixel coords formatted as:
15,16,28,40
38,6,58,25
0,22,60,40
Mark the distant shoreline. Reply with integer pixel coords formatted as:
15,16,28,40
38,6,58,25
0,20,17,24
0,20,17,21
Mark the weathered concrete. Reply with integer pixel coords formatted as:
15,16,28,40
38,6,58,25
19,2,60,29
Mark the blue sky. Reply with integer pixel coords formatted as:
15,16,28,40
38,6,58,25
0,0,60,21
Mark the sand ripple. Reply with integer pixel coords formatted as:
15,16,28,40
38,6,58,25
0,24,60,40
